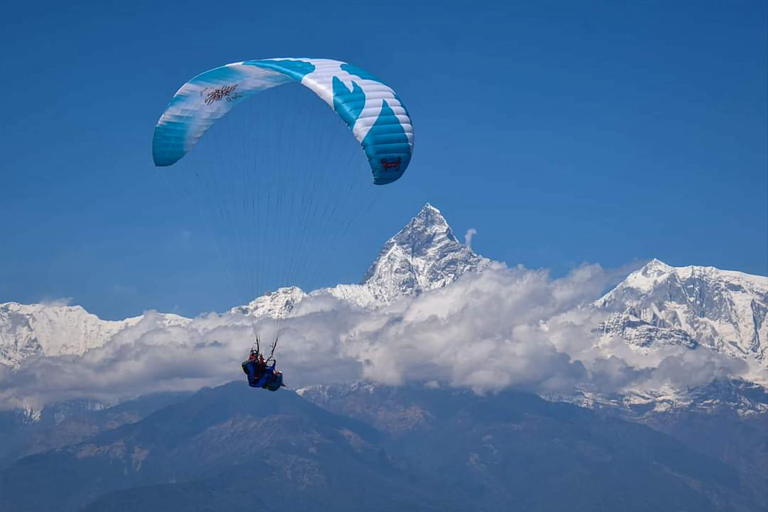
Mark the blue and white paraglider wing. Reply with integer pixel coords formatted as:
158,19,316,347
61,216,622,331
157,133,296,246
152,58,413,184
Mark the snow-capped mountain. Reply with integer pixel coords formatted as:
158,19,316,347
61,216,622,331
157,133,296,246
235,203,489,315
0,302,188,369
0,302,138,369
596,259,768,363
359,203,490,304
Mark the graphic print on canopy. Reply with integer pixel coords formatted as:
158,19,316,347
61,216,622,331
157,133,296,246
152,58,414,185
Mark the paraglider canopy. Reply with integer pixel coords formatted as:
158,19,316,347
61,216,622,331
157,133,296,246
152,58,414,185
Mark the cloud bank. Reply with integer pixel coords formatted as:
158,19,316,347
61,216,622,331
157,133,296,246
0,263,754,410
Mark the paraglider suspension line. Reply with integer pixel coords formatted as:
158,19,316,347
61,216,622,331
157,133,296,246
267,336,279,365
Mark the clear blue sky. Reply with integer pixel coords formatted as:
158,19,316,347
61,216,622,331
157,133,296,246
1,0,766,319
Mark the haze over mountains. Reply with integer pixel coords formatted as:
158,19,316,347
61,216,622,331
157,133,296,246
4,382,765,512
0,204,766,511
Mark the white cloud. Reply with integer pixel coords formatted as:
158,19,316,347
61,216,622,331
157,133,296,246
464,228,477,247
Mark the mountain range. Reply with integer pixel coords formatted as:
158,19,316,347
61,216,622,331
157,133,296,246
2,203,766,376
1,203,767,511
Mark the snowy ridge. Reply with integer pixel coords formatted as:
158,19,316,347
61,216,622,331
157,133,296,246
232,286,308,318
549,379,768,418
0,302,189,368
0,302,140,368
597,310,700,349
596,259,768,363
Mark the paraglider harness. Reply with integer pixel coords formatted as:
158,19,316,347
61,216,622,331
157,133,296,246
241,336,284,392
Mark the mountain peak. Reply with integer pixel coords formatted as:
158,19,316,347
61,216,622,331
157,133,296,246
415,202,444,220
361,204,489,302
643,258,672,272
616,258,674,289
386,203,456,256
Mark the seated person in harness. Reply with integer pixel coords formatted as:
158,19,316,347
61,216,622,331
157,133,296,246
241,342,285,392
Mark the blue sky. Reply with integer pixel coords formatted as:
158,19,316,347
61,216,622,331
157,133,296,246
1,0,765,319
